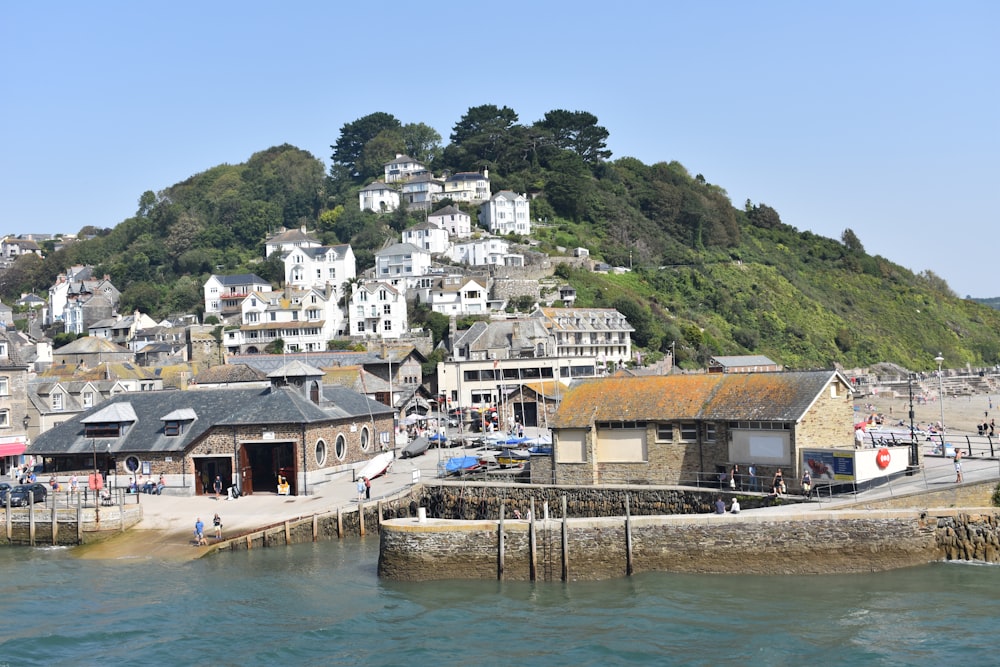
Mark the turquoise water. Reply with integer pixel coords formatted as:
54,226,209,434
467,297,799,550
0,539,996,666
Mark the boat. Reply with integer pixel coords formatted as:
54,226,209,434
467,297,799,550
400,436,430,459
357,451,394,481
496,448,529,468
444,455,481,475
484,434,529,449
428,432,448,447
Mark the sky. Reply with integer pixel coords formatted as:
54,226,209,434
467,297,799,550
2,1,997,297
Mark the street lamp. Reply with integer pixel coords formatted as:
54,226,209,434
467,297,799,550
907,373,918,475
935,353,945,448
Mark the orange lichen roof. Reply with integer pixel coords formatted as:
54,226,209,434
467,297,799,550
553,371,838,427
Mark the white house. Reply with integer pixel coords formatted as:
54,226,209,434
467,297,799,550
427,205,472,237
374,243,432,281
264,226,322,257
349,281,408,340
414,276,489,315
400,174,444,210
479,191,531,236
438,169,491,203
530,307,634,368
224,284,346,355
446,238,524,267
203,274,273,318
401,221,450,255
359,181,400,213
383,154,428,184
283,244,356,292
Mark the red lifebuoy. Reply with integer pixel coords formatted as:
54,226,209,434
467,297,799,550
876,447,891,469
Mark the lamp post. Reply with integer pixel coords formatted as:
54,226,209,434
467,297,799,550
91,439,100,524
907,373,917,475
935,353,946,448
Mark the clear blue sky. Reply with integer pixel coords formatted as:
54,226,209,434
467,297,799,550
2,1,996,297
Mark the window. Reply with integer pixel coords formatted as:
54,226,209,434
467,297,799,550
52,393,63,411
0,410,8,428
680,423,698,441
83,391,94,408
360,426,371,452
335,434,346,460
656,423,673,442
85,423,122,438
704,423,717,443
383,320,392,331
383,304,392,315
0,377,7,396
164,421,180,436
315,439,327,466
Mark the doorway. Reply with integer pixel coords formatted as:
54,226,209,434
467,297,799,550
193,456,233,496
240,441,296,495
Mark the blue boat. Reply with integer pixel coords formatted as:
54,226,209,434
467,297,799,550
445,455,480,475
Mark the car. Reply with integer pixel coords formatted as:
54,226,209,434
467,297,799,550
8,483,47,507
0,482,10,503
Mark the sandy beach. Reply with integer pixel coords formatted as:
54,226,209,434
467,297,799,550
858,391,998,435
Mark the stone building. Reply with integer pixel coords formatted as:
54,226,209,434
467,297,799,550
27,373,393,498
542,370,855,487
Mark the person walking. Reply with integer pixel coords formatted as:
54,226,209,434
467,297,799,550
356,477,365,501
801,470,812,498
364,476,371,500
213,513,222,540
213,475,223,500
954,448,963,483
194,517,206,546
747,464,757,492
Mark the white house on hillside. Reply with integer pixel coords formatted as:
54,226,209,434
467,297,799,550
224,284,346,354
374,243,431,281
439,170,490,203
283,244,356,292
414,276,488,315
359,181,399,213
427,205,472,237
204,274,273,318
383,154,428,183
349,281,408,340
479,191,531,236
400,174,444,210
264,226,322,257
446,238,524,267
401,221,450,255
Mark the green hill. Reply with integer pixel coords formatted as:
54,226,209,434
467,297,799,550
3,106,998,372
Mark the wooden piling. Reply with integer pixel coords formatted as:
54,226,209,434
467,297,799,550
76,498,82,544
498,505,505,581
312,514,318,541
51,504,57,545
359,501,366,536
529,498,537,582
625,493,633,576
337,507,343,538
28,498,35,546
561,495,568,581
284,520,291,545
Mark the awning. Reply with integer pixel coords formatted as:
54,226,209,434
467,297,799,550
0,442,26,457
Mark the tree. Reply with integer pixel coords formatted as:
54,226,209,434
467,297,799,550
746,202,783,229
400,122,442,164
536,109,611,163
445,105,520,171
841,228,865,254
330,112,401,182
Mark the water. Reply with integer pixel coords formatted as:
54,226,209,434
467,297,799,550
1,539,996,666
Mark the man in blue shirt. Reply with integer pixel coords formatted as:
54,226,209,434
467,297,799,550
194,517,206,546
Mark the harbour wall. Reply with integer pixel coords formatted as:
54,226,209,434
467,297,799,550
3,505,144,546
378,509,1000,581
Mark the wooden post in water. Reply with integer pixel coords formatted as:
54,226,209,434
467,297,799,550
284,520,291,545
28,494,35,546
625,493,634,577
51,504,57,545
246,534,252,550
76,496,82,544
6,496,12,541
359,501,366,536
312,514,318,542
337,507,343,538
561,495,569,582
377,500,384,529
498,504,505,580
529,497,537,582
119,491,125,533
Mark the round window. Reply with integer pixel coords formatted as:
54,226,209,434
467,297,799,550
125,456,140,473
335,434,346,461
360,427,370,452
315,439,327,466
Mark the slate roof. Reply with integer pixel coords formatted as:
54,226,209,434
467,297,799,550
710,355,779,368
265,227,319,245
552,371,843,427
320,385,393,421
214,273,269,287
28,386,347,457
191,363,267,385
53,336,132,356
429,205,465,217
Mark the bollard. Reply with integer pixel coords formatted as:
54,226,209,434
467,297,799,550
417,507,426,523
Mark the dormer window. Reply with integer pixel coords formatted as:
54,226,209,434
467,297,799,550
85,422,122,438
164,421,181,436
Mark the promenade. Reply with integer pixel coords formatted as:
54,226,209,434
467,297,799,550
69,391,1000,561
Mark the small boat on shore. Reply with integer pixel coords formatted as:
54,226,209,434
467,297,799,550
400,436,430,459
496,448,529,468
445,455,481,475
358,452,394,480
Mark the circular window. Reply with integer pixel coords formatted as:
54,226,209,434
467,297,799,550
315,439,327,466
360,427,371,452
125,456,140,473
335,434,346,461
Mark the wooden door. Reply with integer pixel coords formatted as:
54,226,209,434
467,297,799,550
238,445,253,495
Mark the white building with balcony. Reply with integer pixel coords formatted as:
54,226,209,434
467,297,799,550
203,273,273,318
414,276,488,315
446,238,524,267
400,173,444,210
479,191,531,236
374,243,431,281
427,205,472,237
264,226,322,257
383,154,428,184
401,221,450,255
438,169,490,203
283,244,356,292
224,284,346,355
359,181,400,213
530,307,634,368
349,281,408,340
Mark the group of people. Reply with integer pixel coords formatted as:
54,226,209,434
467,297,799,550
356,476,371,500
194,513,223,546
975,419,995,438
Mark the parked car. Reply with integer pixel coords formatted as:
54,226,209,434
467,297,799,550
8,483,47,507
0,482,10,503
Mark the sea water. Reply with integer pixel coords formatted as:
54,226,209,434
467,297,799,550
0,539,996,666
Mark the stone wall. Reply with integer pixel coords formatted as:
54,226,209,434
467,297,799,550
3,504,143,546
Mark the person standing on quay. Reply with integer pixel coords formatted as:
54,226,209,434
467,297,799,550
954,448,963,483
356,477,365,501
213,475,223,500
213,513,222,540
194,517,206,546
364,476,371,500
